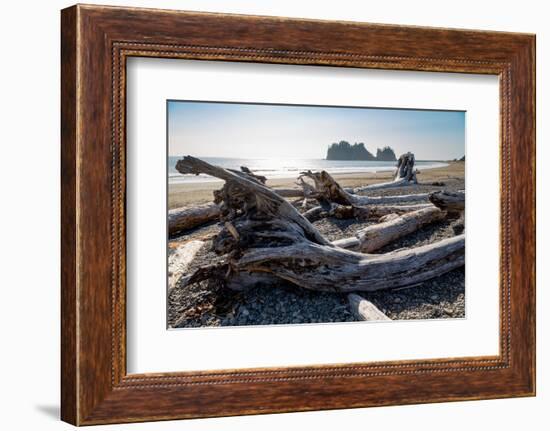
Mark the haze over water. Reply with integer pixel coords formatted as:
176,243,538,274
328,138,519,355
168,101,463,184
168,156,447,184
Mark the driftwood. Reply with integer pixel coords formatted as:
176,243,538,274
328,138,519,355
303,202,433,222
169,166,303,234
379,213,400,223
298,167,428,208
233,234,464,292
170,156,427,233
332,207,446,252
168,240,205,293
175,156,464,293
169,161,429,236
351,152,419,192
429,190,465,216
235,166,267,184
168,203,220,236
348,294,391,321
273,188,304,198
297,168,431,222
176,157,331,246
277,186,429,201
355,207,446,252
167,192,431,234
351,192,429,204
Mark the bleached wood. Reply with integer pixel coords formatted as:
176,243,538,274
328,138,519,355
175,156,464,293
298,166,427,209
168,240,205,293
379,213,400,223
176,156,332,246
356,207,446,253
351,152,419,192
429,190,465,215
235,234,464,292
303,203,434,222
168,203,220,235
348,294,391,321
272,188,304,198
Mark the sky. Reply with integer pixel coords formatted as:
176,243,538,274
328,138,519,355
168,101,465,160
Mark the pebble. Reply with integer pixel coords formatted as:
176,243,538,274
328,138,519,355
168,178,466,328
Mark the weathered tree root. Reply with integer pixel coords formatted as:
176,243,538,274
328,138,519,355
233,234,464,292
297,168,432,222
169,158,428,236
176,157,331,246
175,156,464,293
169,166,307,235
298,165,428,206
351,152,419,192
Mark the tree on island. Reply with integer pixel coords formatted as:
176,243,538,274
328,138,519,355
326,141,397,161
326,141,376,161
376,146,397,161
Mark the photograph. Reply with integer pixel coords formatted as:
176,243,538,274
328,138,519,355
52,3,537,426
167,101,466,329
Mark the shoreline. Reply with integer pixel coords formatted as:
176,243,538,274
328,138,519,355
169,161,464,209
169,162,449,185
168,159,465,328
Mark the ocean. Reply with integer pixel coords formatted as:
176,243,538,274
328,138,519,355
168,156,448,184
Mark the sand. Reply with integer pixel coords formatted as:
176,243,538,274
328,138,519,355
167,161,466,328
168,161,465,209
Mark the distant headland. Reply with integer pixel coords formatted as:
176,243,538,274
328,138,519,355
326,141,397,161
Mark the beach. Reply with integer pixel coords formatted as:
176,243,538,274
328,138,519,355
168,161,465,328
169,161,464,209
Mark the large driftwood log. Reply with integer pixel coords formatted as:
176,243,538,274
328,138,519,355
348,294,391,321
167,190,428,233
303,202,433,222
175,156,464,293
169,166,308,233
168,203,220,236
298,167,428,209
272,186,430,200
176,156,332,246
355,207,446,252
234,166,267,184
332,206,446,252
234,234,464,292
351,192,430,204
272,188,305,198
429,190,465,216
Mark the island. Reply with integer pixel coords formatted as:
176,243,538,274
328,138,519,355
376,146,398,161
326,141,397,161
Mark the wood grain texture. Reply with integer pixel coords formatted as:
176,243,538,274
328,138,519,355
60,6,78,425
60,4,536,425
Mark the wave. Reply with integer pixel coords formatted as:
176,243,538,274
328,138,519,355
167,157,448,185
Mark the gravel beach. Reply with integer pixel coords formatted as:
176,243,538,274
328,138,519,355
168,162,465,328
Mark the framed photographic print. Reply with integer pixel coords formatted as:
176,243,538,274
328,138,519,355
61,4,536,425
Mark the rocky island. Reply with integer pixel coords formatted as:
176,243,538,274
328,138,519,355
326,141,397,161
376,146,398,161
